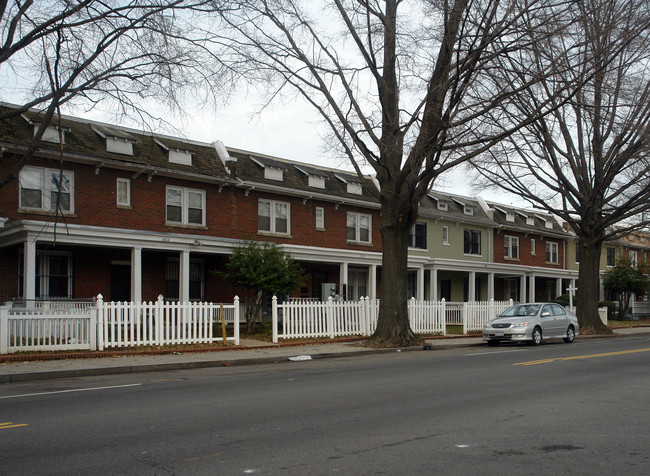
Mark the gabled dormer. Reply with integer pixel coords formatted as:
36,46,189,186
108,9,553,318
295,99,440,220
295,164,328,189
334,173,363,195
250,155,287,181
22,114,70,144
154,139,193,166
92,125,136,156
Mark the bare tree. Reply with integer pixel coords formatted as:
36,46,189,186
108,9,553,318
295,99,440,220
209,0,577,346
471,0,650,333
0,0,228,189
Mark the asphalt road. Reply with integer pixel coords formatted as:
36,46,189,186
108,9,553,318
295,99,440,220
1,335,649,475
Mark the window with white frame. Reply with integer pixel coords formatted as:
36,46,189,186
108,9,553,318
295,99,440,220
546,241,559,263
19,251,73,298
442,226,449,245
258,199,290,235
116,178,131,206
464,205,474,216
437,201,448,211
19,166,74,213
504,235,519,259
408,222,427,249
166,186,205,226
315,207,325,229
629,250,638,267
347,212,372,244
464,229,481,255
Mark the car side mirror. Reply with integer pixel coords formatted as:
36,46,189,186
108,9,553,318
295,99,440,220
541,312,551,317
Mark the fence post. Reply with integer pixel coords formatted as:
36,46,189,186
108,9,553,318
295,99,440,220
96,294,104,351
462,302,468,335
441,298,446,336
0,306,8,354
89,298,97,352
272,295,278,344
327,296,335,339
156,295,164,346
360,297,367,336
233,296,240,346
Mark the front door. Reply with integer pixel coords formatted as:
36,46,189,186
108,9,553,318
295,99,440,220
110,264,131,302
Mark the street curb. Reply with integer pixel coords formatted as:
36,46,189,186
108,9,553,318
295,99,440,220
0,340,484,383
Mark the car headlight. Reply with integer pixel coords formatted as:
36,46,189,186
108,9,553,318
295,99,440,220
513,321,530,327
484,322,492,328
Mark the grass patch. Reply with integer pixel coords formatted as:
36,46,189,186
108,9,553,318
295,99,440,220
607,317,650,328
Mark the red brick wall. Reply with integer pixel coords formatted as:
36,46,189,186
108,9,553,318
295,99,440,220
1,157,383,251
493,230,565,268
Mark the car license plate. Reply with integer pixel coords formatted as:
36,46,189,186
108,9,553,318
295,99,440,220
495,331,504,337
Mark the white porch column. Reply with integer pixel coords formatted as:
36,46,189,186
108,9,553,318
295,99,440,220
488,272,495,300
431,267,438,301
528,274,536,303
369,264,377,300
418,267,425,300
179,249,190,303
469,271,476,302
23,238,36,301
520,275,527,303
131,246,142,303
340,262,349,299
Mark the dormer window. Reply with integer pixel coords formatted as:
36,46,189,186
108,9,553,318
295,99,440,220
35,125,66,144
347,182,362,195
93,126,135,156
334,173,363,195
295,165,329,189
506,212,515,222
264,166,284,181
464,205,474,216
169,149,192,166
308,175,325,189
437,201,448,211
526,216,535,226
251,155,286,182
155,139,193,165
545,219,553,229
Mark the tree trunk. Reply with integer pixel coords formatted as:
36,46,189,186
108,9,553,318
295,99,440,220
366,200,419,348
578,239,611,334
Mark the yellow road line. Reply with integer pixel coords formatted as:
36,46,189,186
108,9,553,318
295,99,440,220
515,347,650,366
0,422,28,429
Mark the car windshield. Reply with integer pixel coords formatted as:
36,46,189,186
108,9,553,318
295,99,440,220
500,304,540,317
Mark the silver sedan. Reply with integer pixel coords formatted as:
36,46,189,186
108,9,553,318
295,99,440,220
483,303,579,346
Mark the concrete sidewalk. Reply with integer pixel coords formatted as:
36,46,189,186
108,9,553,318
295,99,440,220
1,328,648,383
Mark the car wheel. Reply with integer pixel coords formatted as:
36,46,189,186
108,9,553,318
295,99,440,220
563,326,575,343
530,327,542,346
487,340,499,346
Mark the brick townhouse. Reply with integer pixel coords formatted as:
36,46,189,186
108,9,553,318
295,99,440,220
0,104,400,304
1,103,584,306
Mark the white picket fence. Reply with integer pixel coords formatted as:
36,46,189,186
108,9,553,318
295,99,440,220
96,295,240,350
0,295,241,354
1,295,513,353
462,299,513,333
0,308,96,354
272,297,507,343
